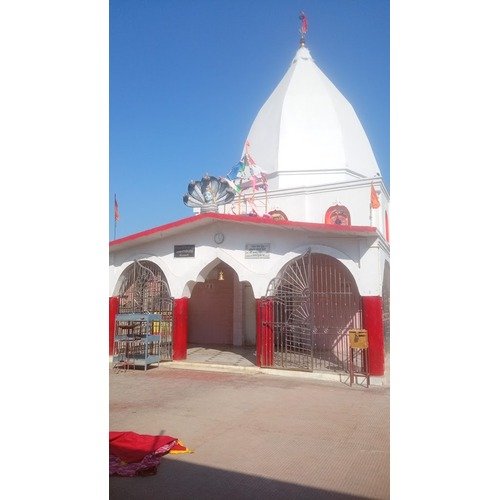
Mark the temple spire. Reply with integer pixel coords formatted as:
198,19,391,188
299,11,308,46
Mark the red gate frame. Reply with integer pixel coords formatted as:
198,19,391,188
256,298,274,367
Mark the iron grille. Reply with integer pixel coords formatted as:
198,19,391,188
117,260,173,361
264,250,362,373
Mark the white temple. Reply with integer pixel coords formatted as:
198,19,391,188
109,20,390,382
220,42,389,238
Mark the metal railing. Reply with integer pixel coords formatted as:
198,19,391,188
263,251,362,373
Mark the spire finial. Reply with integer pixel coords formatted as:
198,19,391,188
299,11,308,46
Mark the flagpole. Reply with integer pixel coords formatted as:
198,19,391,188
114,193,118,240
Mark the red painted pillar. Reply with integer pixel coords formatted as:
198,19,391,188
362,296,384,376
109,297,119,355
263,299,274,366
173,297,189,360
256,299,263,367
256,298,274,367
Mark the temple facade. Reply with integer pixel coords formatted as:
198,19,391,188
109,35,389,381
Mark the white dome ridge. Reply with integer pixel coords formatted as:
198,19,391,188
292,46,313,63
244,44,381,190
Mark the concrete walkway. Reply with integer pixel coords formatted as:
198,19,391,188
166,344,383,387
109,363,390,499
186,344,257,367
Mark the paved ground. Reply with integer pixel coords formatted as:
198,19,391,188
109,364,389,499
186,344,257,367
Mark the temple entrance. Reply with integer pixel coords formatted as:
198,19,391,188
187,261,257,365
262,250,362,372
189,262,235,345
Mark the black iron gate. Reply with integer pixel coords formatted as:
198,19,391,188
263,250,363,373
116,260,174,361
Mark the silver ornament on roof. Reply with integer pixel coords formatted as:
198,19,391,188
183,174,236,213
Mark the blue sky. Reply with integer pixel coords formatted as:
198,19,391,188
110,0,389,240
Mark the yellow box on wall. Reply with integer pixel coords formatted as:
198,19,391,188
349,329,368,349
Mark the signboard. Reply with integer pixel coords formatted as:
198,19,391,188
174,245,195,258
245,243,270,259
348,329,368,349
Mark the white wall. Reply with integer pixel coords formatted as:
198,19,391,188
219,177,389,237
109,221,387,300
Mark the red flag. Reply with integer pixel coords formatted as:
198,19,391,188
299,11,308,35
114,194,120,222
370,184,380,209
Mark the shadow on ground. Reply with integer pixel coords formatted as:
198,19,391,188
110,458,377,500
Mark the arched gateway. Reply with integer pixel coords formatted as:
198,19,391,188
188,261,256,348
189,262,236,345
259,250,362,372
113,260,174,361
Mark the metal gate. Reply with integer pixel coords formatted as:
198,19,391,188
116,260,173,361
263,250,362,372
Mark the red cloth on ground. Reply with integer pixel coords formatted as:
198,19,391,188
110,431,178,463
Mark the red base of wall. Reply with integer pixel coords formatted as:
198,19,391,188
362,296,385,376
109,296,119,356
173,297,189,360
110,294,385,377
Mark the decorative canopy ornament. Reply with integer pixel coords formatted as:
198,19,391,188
183,175,236,213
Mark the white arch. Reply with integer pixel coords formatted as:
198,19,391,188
180,258,233,298
109,254,172,297
253,244,363,298
176,254,247,298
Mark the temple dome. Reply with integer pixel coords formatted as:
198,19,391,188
244,45,381,190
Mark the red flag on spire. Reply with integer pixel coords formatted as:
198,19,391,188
370,184,380,209
299,11,308,35
114,194,120,222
